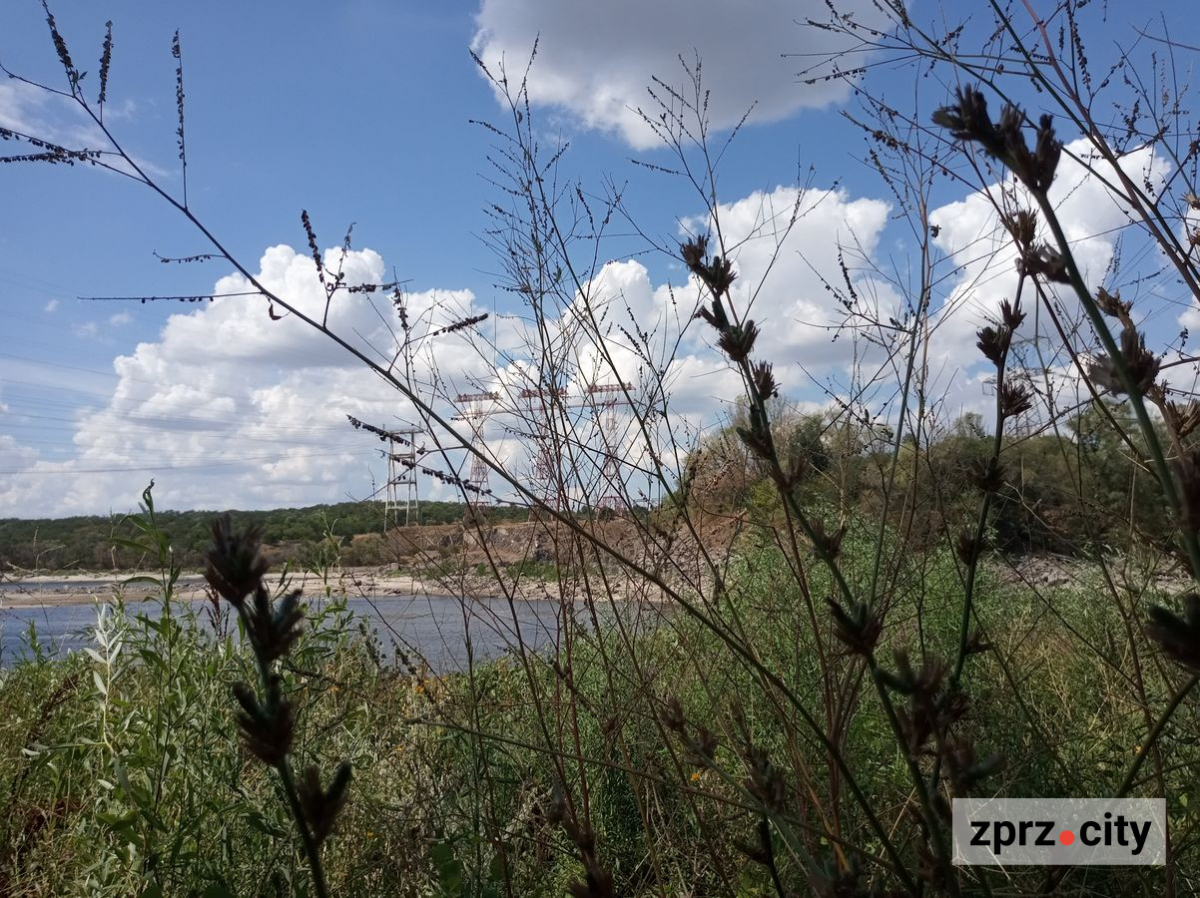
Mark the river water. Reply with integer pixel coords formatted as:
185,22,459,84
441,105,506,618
0,591,595,672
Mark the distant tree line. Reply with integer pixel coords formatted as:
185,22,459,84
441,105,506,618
0,500,528,571
686,400,1170,559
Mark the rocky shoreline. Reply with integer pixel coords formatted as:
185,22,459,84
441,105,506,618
0,566,658,608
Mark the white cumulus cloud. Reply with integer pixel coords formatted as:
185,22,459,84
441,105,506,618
471,0,887,149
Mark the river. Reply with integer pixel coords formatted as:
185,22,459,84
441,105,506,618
0,592,591,672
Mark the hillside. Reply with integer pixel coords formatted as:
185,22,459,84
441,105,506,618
0,501,529,572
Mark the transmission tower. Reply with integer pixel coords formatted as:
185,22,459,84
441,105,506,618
384,427,422,527
519,386,568,511
585,382,632,512
452,391,501,502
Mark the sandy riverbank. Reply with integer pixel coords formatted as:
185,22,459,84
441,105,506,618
0,569,444,608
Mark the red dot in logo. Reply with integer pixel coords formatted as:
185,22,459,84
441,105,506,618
1059,830,1075,846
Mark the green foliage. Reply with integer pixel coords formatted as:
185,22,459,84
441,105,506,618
0,501,529,572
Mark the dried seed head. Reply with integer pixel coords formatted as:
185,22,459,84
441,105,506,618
681,235,737,296
680,234,709,272
742,744,788,812
231,680,294,766
1032,114,1063,190
1096,287,1132,321
298,762,353,846
1147,593,1200,673
1165,400,1200,441
661,695,685,732
716,319,758,363
696,296,730,332
976,324,1011,367
829,599,883,656
567,868,613,898
932,88,1061,192
999,381,1033,419
1088,328,1160,396
245,587,305,662
955,531,978,565
968,457,1005,493
205,515,269,606
736,406,774,461
1174,450,1200,534
1018,243,1072,283
1003,209,1038,248
810,519,847,560
750,360,778,400
999,298,1025,331
944,738,1004,796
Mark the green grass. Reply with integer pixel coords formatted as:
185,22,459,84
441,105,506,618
0,532,1196,895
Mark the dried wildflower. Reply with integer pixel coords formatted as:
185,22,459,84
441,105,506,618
750,360,778,400
773,452,809,492
661,695,685,731
1165,400,1200,442
1018,243,1072,283
964,631,993,656
231,680,294,765
1088,328,1161,396
680,235,737,296
298,762,352,845
932,86,994,145
688,726,719,767
204,515,269,605
1174,450,1200,534
40,0,76,84
1003,209,1038,248
700,255,736,296
696,296,731,331
567,868,613,898
885,652,970,754
809,518,847,560
976,324,1011,367
301,210,325,288
680,234,709,271
716,319,758,363
933,88,1061,192
999,298,1025,331
736,406,774,461
943,738,1004,797
98,21,113,108
968,457,1005,493
829,598,883,655
1096,287,1133,321
743,744,787,812
244,586,304,662
1147,593,1200,672
955,531,978,565
999,381,1033,418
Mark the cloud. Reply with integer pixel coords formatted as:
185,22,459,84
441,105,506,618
109,312,132,327
470,0,887,149
43,299,59,313
0,181,897,517
0,245,495,517
925,140,1171,401
0,79,165,178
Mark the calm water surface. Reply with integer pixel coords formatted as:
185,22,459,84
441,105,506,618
0,591,598,672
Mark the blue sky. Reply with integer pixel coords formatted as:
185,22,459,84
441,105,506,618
1,0,1192,517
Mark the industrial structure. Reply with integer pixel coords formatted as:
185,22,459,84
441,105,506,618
383,427,423,527
356,382,635,516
